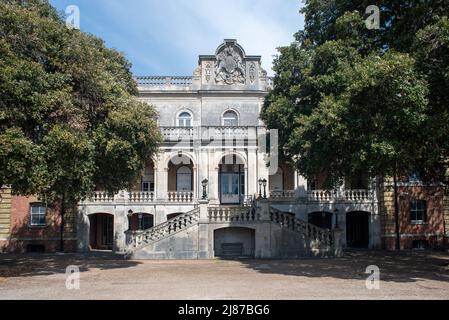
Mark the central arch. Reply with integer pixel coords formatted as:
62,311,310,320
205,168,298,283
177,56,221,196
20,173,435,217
214,227,255,258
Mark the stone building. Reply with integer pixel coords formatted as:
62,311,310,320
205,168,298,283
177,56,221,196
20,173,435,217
1,40,447,256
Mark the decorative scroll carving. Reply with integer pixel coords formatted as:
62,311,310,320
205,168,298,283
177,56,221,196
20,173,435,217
215,44,245,85
205,63,212,82
249,62,256,83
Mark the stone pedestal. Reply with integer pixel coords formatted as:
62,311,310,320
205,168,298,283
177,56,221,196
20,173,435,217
333,228,343,257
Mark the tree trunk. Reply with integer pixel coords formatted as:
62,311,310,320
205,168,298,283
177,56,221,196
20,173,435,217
60,193,65,252
393,174,401,251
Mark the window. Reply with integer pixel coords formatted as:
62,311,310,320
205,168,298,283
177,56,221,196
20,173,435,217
176,166,192,191
222,110,238,126
177,112,192,127
408,173,421,183
30,204,46,227
141,181,155,192
410,200,427,224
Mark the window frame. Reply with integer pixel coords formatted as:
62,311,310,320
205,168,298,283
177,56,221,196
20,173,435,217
222,110,239,127
177,111,193,128
410,199,427,224
29,203,47,227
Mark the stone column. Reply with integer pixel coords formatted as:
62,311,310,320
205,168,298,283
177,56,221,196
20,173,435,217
255,199,272,258
76,206,89,252
113,191,127,253
197,199,210,259
247,149,258,197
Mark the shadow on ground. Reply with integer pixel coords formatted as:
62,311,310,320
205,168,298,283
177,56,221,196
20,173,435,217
0,251,141,278
234,250,449,284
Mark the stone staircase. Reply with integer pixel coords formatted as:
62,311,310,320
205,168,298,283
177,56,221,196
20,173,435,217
125,207,200,252
125,201,342,259
269,207,334,247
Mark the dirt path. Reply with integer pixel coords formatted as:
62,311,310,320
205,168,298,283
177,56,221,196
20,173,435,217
1,250,448,300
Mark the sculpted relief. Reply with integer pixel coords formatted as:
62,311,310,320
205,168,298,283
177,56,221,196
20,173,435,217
214,44,246,85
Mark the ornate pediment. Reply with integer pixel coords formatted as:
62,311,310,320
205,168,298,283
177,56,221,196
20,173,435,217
214,41,246,85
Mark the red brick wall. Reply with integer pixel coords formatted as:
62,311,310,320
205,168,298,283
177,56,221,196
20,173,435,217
381,186,446,250
2,195,77,253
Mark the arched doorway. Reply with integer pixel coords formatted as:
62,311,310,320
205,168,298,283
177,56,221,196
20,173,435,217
346,211,370,248
89,213,114,251
214,227,255,258
128,213,154,231
219,154,245,204
308,211,333,229
168,156,194,193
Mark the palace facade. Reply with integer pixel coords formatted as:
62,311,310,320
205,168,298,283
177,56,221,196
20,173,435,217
1,40,447,257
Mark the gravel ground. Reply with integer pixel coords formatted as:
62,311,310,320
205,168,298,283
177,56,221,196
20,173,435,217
0,250,448,300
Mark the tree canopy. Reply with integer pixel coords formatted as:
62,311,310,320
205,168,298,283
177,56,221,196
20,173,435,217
262,1,449,187
0,0,161,204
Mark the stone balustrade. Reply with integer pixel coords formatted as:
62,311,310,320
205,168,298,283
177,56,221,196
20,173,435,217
307,189,373,202
127,208,200,248
135,76,274,90
269,208,334,247
159,126,261,142
89,191,115,203
269,189,373,202
167,191,194,203
128,191,155,203
208,206,258,223
136,76,193,88
269,190,296,200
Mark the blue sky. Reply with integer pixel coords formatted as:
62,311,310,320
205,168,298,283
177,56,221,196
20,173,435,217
49,0,304,76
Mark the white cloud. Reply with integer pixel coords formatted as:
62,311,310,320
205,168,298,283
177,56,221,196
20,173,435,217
80,0,304,76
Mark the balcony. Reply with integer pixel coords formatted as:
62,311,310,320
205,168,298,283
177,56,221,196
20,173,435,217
269,189,374,202
160,126,263,142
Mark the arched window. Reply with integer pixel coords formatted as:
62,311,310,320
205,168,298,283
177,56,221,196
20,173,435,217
177,112,192,127
222,110,238,126
176,166,192,191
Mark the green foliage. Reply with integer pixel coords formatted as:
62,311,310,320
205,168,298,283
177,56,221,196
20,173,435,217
262,1,449,186
0,1,161,205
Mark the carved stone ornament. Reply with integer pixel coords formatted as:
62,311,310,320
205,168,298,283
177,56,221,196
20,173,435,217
215,44,246,85
205,63,212,82
249,62,256,83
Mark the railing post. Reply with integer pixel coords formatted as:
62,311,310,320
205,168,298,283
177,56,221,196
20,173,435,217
198,199,209,223
258,199,271,221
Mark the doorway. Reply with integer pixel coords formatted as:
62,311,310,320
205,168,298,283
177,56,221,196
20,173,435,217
89,213,114,250
346,211,370,248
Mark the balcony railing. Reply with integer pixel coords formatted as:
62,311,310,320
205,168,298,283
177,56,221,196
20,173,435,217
307,189,373,202
136,76,193,88
160,126,262,142
167,191,194,203
269,189,373,202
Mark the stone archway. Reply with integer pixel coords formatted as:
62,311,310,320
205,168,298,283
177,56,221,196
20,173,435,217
346,211,370,248
213,227,255,258
88,213,114,251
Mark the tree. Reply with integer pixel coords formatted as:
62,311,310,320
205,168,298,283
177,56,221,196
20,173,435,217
262,1,449,249
0,0,162,251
